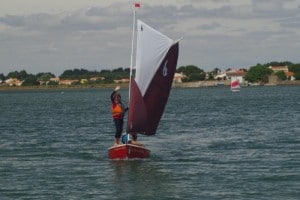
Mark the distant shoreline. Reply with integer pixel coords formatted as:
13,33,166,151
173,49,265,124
173,80,300,88
0,83,129,91
0,81,299,91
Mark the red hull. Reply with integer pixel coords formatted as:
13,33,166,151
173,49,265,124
108,144,150,159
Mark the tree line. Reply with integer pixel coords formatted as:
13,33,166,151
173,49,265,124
245,62,300,82
0,68,131,86
1,61,300,86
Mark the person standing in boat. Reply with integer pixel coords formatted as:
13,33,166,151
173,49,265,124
111,86,128,145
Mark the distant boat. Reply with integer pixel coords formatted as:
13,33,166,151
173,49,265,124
230,79,240,92
108,5,180,159
248,82,261,87
215,81,225,86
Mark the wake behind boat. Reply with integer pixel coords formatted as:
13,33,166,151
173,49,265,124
108,4,180,159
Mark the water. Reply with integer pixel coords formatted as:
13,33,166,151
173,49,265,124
0,86,299,199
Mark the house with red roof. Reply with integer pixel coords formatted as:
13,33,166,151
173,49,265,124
269,65,295,80
226,69,246,85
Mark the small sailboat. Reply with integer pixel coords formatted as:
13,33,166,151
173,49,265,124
108,4,180,159
230,78,240,92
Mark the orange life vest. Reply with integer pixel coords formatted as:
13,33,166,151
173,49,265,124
112,103,124,119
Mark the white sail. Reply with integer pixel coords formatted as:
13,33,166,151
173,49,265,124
135,20,174,96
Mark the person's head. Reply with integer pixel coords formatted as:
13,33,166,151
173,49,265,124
114,93,121,102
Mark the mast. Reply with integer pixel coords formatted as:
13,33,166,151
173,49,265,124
129,3,140,101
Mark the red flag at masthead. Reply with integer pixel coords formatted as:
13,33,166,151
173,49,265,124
134,3,141,8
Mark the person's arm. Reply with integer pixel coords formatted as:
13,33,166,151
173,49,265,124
110,86,120,102
111,91,116,103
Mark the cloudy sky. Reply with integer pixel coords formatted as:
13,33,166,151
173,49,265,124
1,0,300,76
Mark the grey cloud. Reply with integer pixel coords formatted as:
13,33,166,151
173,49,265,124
1,2,298,34
0,13,56,29
177,5,233,18
198,22,222,30
276,14,300,28
251,0,300,19
0,15,25,27
1,1,300,75
0,6,129,33
252,0,283,12
1,1,300,31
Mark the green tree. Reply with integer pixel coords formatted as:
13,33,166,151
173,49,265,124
112,67,124,73
176,65,205,82
124,68,130,73
206,68,221,80
36,72,55,81
294,73,300,80
7,70,29,80
0,73,5,81
48,81,59,85
288,64,300,80
59,68,130,82
60,68,89,79
244,64,273,83
189,73,205,81
265,61,292,67
212,68,221,75
102,74,114,83
275,71,287,80
100,69,111,73
22,74,39,86
207,73,214,80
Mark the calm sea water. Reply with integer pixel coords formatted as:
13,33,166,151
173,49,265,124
0,86,299,200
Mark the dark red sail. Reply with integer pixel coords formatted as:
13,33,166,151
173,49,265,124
126,78,147,133
143,43,179,135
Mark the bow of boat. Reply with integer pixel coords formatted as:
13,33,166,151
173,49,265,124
108,144,150,159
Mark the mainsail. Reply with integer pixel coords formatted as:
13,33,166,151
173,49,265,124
231,79,240,91
127,20,179,135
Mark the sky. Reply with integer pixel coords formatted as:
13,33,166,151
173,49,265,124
1,0,300,76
